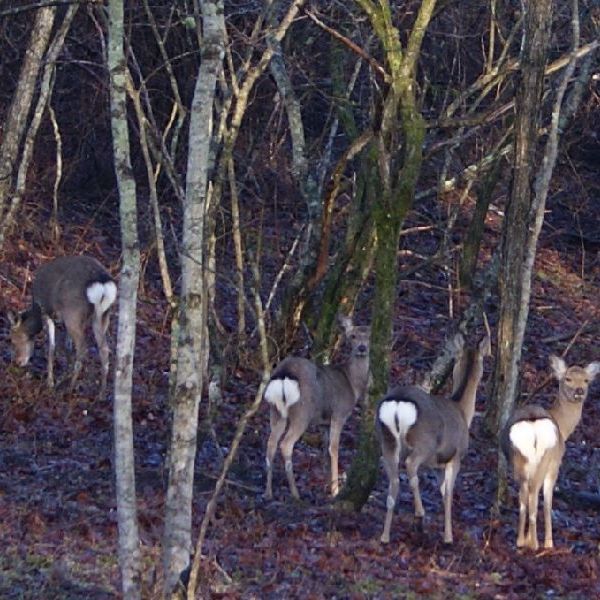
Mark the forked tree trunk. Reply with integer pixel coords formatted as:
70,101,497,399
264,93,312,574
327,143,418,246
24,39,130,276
108,0,142,598
162,1,225,594
0,6,77,250
0,5,55,237
487,0,584,506
339,0,436,511
486,0,553,438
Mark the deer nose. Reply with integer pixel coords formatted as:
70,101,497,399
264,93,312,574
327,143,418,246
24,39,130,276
16,355,29,367
575,387,584,396
357,344,367,354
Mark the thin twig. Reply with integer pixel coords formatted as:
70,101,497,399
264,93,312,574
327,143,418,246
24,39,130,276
304,9,390,82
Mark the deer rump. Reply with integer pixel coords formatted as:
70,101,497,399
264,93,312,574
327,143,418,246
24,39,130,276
377,387,469,467
264,359,341,424
32,257,116,323
502,406,562,475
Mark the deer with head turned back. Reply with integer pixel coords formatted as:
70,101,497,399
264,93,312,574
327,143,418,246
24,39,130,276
9,255,117,396
501,355,600,551
264,314,371,500
377,328,491,544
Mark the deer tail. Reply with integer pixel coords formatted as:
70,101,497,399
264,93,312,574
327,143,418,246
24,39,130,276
86,279,118,317
264,377,301,419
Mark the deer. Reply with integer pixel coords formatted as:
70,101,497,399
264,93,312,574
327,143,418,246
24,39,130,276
8,255,117,396
263,314,371,500
501,355,600,551
377,327,491,544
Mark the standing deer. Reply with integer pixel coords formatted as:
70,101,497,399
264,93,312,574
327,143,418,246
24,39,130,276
9,255,117,396
264,315,371,500
377,330,491,544
501,355,600,550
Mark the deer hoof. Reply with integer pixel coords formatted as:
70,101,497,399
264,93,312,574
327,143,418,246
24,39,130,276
413,516,424,533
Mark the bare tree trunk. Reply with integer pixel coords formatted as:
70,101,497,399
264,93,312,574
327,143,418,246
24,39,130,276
162,1,225,594
228,158,246,339
185,256,271,600
108,1,142,598
485,0,554,504
0,5,56,236
267,26,321,339
486,0,553,436
203,0,306,348
0,6,77,249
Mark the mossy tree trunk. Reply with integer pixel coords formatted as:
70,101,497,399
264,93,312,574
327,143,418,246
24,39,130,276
311,143,377,358
459,157,503,292
339,0,437,511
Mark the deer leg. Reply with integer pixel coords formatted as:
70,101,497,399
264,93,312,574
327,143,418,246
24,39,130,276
45,317,56,388
328,416,346,497
279,412,310,500
406,454,425,530
516,480,529,548
265,408,287,499
542,471,557,549
380,443,400,544
526,482,541,550
92,313,110,397
441,457,459,544
65,316,86,392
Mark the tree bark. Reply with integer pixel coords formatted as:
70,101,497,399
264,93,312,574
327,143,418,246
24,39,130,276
162,1,225,594
108,1,142,598
0,6,55,229
340,0,437,511
459,157,503,291
485,0,556,506
267,21,321,341
0,5,77,250
486,0,553,437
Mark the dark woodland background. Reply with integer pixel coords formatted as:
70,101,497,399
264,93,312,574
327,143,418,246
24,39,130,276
0,1,599,598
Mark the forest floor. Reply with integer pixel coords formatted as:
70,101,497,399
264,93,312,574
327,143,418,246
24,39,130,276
0,181,599,599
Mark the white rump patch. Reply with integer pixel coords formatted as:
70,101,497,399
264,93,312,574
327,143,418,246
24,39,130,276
509,418,558,474
87,281,117,314
378,400,417,440
264,377,300,419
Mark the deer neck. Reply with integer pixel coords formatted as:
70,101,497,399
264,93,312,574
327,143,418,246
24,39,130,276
24,302,44,336
452,350,483,427
549,396,584,441
342,355,370,401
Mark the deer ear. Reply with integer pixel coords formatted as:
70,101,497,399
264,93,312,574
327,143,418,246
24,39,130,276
449,333,465,357
549,355,567,379
478,334,492,358
584,362,600,379
7,310,19,328
480,312,492,357
337,313,352,333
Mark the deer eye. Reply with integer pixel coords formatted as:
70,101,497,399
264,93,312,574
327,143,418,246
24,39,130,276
565,377,573,384
350,333,356,340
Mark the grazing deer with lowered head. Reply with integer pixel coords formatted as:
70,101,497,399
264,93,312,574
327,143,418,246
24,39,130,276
377,330,491,544
264,315,371,500
501,355,600,551
9,255,117,396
